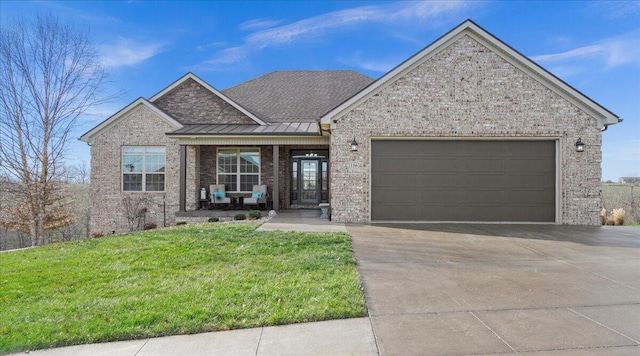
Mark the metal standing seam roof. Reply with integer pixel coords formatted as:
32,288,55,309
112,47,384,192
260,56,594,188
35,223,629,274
167,122,321,136
221,70,375,123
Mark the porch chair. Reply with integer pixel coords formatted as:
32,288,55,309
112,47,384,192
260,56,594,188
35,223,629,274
244,185,268,210
209,184,231,209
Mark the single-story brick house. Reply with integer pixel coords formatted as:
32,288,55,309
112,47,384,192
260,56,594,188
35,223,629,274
80,20,620,234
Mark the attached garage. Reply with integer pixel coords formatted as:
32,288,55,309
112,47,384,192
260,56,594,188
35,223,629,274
371,140,557,222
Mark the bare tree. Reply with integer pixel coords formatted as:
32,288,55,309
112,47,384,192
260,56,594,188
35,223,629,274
65,162,91,184
0,14,109,246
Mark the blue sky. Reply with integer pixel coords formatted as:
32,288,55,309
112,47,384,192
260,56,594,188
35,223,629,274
1,0,638,181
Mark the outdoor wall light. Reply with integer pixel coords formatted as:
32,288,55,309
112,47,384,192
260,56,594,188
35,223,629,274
350,137,358,152
575,137,585,152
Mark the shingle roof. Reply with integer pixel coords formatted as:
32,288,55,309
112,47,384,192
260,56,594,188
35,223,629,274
222,71,374,123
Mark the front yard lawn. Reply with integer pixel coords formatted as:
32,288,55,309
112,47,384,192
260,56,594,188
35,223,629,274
0,223,367,353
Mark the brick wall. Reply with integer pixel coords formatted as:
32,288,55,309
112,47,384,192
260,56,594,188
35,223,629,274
89,105,182,235
153,78,256,125
330,34,603,225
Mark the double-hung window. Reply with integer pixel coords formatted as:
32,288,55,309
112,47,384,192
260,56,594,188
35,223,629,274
217,148,260,192
122,146,166,191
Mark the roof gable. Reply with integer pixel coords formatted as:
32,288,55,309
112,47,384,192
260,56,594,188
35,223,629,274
150,72,267,125
79,98,182,144
321,19,620,129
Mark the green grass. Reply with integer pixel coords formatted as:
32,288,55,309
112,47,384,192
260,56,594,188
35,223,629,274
0,223,367,353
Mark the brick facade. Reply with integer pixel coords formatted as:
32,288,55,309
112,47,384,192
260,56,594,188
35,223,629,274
89,109,327,235
154,78,256,125
89,105,182,235
329,35,603,225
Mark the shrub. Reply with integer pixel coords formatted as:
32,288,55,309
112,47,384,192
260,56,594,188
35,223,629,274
612,208,625,226
144,222,157,230
249,210,261,219
176,221,187,226
234,214,246,220
600,208,607,225
208,217,219,222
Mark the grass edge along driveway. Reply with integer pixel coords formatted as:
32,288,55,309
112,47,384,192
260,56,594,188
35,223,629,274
0,222,367,353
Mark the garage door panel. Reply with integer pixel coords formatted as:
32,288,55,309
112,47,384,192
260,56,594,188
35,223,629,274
508,190,556,204
507,174,555,189
372,203,424,220
464,190,506,204
373,172,417,188
507,141,556,157
416,158,460,172
507,158,554,172
371,140,556,222
372,157,419,172
505,207,555,222
465,158,505,172
420,189,460,203
418,174,463,188
464,174,506,188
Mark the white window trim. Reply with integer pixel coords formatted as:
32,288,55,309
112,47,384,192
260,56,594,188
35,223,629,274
216,147,261,193
122,146,166,192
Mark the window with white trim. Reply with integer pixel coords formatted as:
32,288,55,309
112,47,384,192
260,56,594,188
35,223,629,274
122,146,165,191
217,148,260,192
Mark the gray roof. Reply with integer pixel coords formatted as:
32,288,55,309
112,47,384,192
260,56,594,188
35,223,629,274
168,122,320,136
222,71,374,123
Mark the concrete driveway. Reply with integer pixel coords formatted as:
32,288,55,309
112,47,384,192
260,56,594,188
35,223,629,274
348,224,640,355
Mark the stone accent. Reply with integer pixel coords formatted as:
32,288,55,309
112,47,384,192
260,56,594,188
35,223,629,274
330,35,603,225
153,78,256,125
89,105,182,235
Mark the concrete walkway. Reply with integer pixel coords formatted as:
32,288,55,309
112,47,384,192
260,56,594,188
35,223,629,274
257,209,347,233
12,318,377,356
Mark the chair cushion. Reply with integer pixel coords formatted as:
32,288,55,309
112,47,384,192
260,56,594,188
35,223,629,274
251,192,263,199
213,191,226,200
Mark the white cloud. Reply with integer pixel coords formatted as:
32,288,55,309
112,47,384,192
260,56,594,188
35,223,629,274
196,0,476,71
588,0,640,19
100,37,165,68
532,29,640,70
238,18,282,31
196,41,226,52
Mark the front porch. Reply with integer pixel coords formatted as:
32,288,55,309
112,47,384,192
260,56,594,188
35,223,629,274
177,143,330,214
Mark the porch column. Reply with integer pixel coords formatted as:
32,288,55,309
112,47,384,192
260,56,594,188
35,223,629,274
273,145,279,211
179,145,186,212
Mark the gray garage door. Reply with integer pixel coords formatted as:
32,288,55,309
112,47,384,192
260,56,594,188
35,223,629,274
371,140,556,222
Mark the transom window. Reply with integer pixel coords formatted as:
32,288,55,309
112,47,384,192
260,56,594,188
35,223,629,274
217,148,260,192
122,146,165,191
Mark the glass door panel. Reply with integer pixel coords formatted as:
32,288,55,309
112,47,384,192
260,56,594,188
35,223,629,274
301,160,318,203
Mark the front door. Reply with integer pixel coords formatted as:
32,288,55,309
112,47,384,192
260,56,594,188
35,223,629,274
291,150,329,205
301,160,319,203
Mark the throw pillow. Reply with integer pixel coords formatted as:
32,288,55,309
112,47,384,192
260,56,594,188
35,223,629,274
251,192,263,199
213,191,226,200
